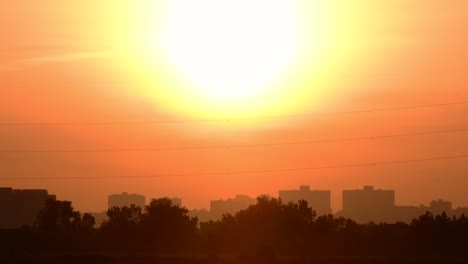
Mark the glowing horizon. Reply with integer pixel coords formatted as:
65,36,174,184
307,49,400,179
1,0,467,213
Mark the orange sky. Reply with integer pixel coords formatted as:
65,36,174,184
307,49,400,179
1,0,467,212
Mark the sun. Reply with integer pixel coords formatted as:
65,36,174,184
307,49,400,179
158,0,300,102
124,1,337,122
105,1,395,127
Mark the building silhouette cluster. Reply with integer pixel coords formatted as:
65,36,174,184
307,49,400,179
191,185,468,224
336,186,468,223
106,192,181,209
1,185,468,229
190,186,332,222
92,193,183,227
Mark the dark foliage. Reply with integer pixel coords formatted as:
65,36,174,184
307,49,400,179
99,198,198,251
1,196,468,258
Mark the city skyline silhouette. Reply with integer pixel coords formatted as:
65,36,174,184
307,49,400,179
2,184,468,230
1,0,468,262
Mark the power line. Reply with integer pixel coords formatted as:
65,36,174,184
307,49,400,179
1,154,467,180
1,100,467,126
1,128,467,153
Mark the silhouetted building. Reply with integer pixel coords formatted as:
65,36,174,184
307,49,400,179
454,207,468,217
279,185,332,215
391,205,421,223
170,197,182,207
210,195,256,220
340,186,395,223
429,199,452,215
189,209,211,224
0,187,56,229
147,197,182,207
108,192,145,209
91,211,108,228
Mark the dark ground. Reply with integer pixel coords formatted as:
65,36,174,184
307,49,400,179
2,255,468,264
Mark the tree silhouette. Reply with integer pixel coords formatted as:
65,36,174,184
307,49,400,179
32,199,96,252
140,198,198,249
200,196,321,254
81,213,96,230
13,196,468,257
35,199,88,234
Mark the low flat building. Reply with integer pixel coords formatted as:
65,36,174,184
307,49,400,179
170,197,182,207
189,209,211,224
391,205,421,223
279,185,332,215
429,199,452,215
0,187,56,229
210,195,256,220
108,192,145,209
453,207,468,217
91,211,108,228
340,186,395,223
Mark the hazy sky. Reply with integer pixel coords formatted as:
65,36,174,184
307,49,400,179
1,0,467,212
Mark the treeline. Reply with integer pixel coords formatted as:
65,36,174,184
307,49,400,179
1,196,468,257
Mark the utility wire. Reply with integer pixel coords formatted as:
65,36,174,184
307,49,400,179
0,101,467,126
1,128,467,153
0,154,467,180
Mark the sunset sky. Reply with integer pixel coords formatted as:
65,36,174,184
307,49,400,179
1,0,467,213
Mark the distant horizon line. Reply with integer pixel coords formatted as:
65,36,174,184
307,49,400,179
2,185,467,213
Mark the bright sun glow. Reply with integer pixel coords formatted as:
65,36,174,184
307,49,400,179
159,0,299,102
124,1,352,123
